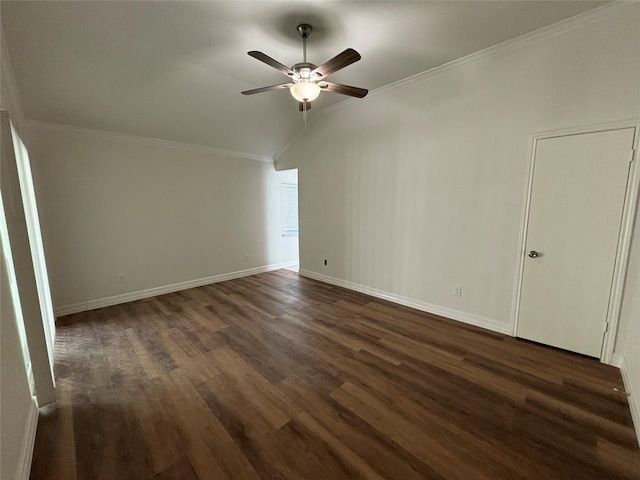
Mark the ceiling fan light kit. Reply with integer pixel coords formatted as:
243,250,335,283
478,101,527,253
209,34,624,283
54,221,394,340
290,81,321,102
242,23,368,112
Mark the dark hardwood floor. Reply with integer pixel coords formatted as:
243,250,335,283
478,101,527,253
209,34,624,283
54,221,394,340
30,270,639,479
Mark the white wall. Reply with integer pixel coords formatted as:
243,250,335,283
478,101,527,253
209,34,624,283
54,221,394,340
0,219,38,480
0,24,39,480
22,123,291,311
276,4,640,334
616,203,640,439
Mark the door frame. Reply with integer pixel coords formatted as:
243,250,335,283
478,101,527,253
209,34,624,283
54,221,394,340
511,119,640,364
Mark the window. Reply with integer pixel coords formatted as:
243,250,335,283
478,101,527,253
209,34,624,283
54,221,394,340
281,183,298,236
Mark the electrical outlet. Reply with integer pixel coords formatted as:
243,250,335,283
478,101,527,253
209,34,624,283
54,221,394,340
453,285,462,297
245,254,251,262
118,273,126,283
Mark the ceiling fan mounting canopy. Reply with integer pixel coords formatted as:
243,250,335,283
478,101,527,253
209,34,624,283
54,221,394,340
241,23,368,110
297,23,312,39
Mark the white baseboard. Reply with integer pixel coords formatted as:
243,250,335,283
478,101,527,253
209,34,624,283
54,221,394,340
612,353,640,444
298,269,512,335
17,397,39,480
55,262,293,317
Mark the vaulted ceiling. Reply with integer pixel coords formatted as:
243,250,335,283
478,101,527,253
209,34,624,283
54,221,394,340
1,1,606,157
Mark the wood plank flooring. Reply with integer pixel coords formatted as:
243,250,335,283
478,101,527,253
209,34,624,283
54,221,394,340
30,270,640,479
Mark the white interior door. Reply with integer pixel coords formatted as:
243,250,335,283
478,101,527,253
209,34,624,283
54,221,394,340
517,128,635,357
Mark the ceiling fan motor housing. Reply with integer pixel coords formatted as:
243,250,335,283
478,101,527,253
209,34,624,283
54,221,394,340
292,62,319,80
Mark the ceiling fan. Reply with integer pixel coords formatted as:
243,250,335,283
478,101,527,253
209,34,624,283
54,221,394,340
241,24,368,111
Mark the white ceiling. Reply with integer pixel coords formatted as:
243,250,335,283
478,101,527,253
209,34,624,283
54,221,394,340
1,1,607,157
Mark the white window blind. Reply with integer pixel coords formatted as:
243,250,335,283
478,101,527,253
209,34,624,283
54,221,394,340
281,183,298,236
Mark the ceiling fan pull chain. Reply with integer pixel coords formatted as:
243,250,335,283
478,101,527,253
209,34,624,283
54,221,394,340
303,105,307,134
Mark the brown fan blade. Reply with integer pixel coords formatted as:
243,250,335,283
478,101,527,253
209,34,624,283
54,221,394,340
319,82,368,98
248,51,295,77
311,49,361,79
241,84,293,95
298,102,311,112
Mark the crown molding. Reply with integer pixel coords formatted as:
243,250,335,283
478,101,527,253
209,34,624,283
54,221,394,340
323,1,636,116
22,119,274,164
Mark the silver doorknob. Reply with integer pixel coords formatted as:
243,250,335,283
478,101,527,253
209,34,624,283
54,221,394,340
528,251,538,258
